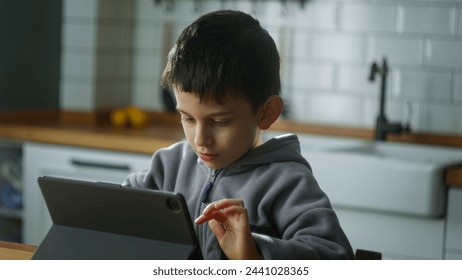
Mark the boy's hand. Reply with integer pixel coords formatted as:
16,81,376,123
194,199,263,260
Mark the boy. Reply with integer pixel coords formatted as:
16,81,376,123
124,10,354,260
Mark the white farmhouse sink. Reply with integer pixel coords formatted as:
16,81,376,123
301,139,462,217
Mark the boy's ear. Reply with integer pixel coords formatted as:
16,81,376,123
258,96,283,130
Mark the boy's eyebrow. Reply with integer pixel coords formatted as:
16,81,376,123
176,108,188,115
176,108,238,117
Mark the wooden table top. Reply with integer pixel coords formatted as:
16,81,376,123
0,241,36,260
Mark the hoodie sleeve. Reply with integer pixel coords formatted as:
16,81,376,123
248,163,354,260
122,146,169,189
252,209,354,259
122,141,195,191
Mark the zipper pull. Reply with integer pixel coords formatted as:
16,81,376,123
200,181,214,203
199,169,219,204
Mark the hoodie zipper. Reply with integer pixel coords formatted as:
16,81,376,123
197,169,221,256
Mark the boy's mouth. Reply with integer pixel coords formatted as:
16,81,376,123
198,152,217,162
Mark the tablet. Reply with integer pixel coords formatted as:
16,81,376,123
32,176,202,260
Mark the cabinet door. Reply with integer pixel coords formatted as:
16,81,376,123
23,142,151,245
445,188,462,259
334,206,445,259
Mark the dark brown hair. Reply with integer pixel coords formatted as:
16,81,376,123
161,10,280,111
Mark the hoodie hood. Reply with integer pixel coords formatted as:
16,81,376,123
225,133,311,175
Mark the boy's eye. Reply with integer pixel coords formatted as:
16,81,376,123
212,120,229,126
180,116,195,123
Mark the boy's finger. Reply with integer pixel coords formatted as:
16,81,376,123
222,205,247,217
203,199,244,215
194,210,228,224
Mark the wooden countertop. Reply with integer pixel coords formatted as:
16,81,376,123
0,111,184,154
0,241,36,260
1,110,461,186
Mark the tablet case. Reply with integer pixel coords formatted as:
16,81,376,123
32,176,202,260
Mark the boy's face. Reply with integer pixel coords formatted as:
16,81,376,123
175,90,262,170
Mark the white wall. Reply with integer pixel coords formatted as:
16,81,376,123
62,0,462,135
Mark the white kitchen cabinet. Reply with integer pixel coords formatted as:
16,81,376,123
23,142,151,245
445,187,462,259
333,206,446,259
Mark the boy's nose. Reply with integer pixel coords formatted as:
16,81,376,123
194,124,213,147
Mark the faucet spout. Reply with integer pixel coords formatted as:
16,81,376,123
368,62,379,81
369,57,410,141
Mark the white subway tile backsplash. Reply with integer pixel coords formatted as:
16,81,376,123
459,8,462,36
133,24,163,51
172,0,208,22
63,23,96,48
307,94,362,127
267,26,290,85
421,103,462,134
338,65,377,94
368,37,424,66
341,4,395,32
290,3,337,29
60,81,94,111
260,1,298,27
431,0,462,2
134,0,167,20
391,69,452,100
232,0,253,14
292,32,314,59
62,52,96,78
199,0,224,14
132,55,162,80
317,34,366,62
397,6,456,35
455,74,462,101
293,32,366,62
132,81,162,110
287,91,310,122
426,40,462,68
362,97,376,128
292,63,335,90
64,0,98,18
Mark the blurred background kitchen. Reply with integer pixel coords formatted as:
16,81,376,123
1,0,462,260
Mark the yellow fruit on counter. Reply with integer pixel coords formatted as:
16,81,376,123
110,106,147,129
125,106,147,128
110,109,127,128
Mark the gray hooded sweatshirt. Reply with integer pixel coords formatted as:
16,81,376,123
124,133,354,259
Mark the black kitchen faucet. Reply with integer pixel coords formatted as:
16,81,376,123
369,57,411,141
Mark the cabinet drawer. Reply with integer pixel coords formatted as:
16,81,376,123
24,142,151,182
